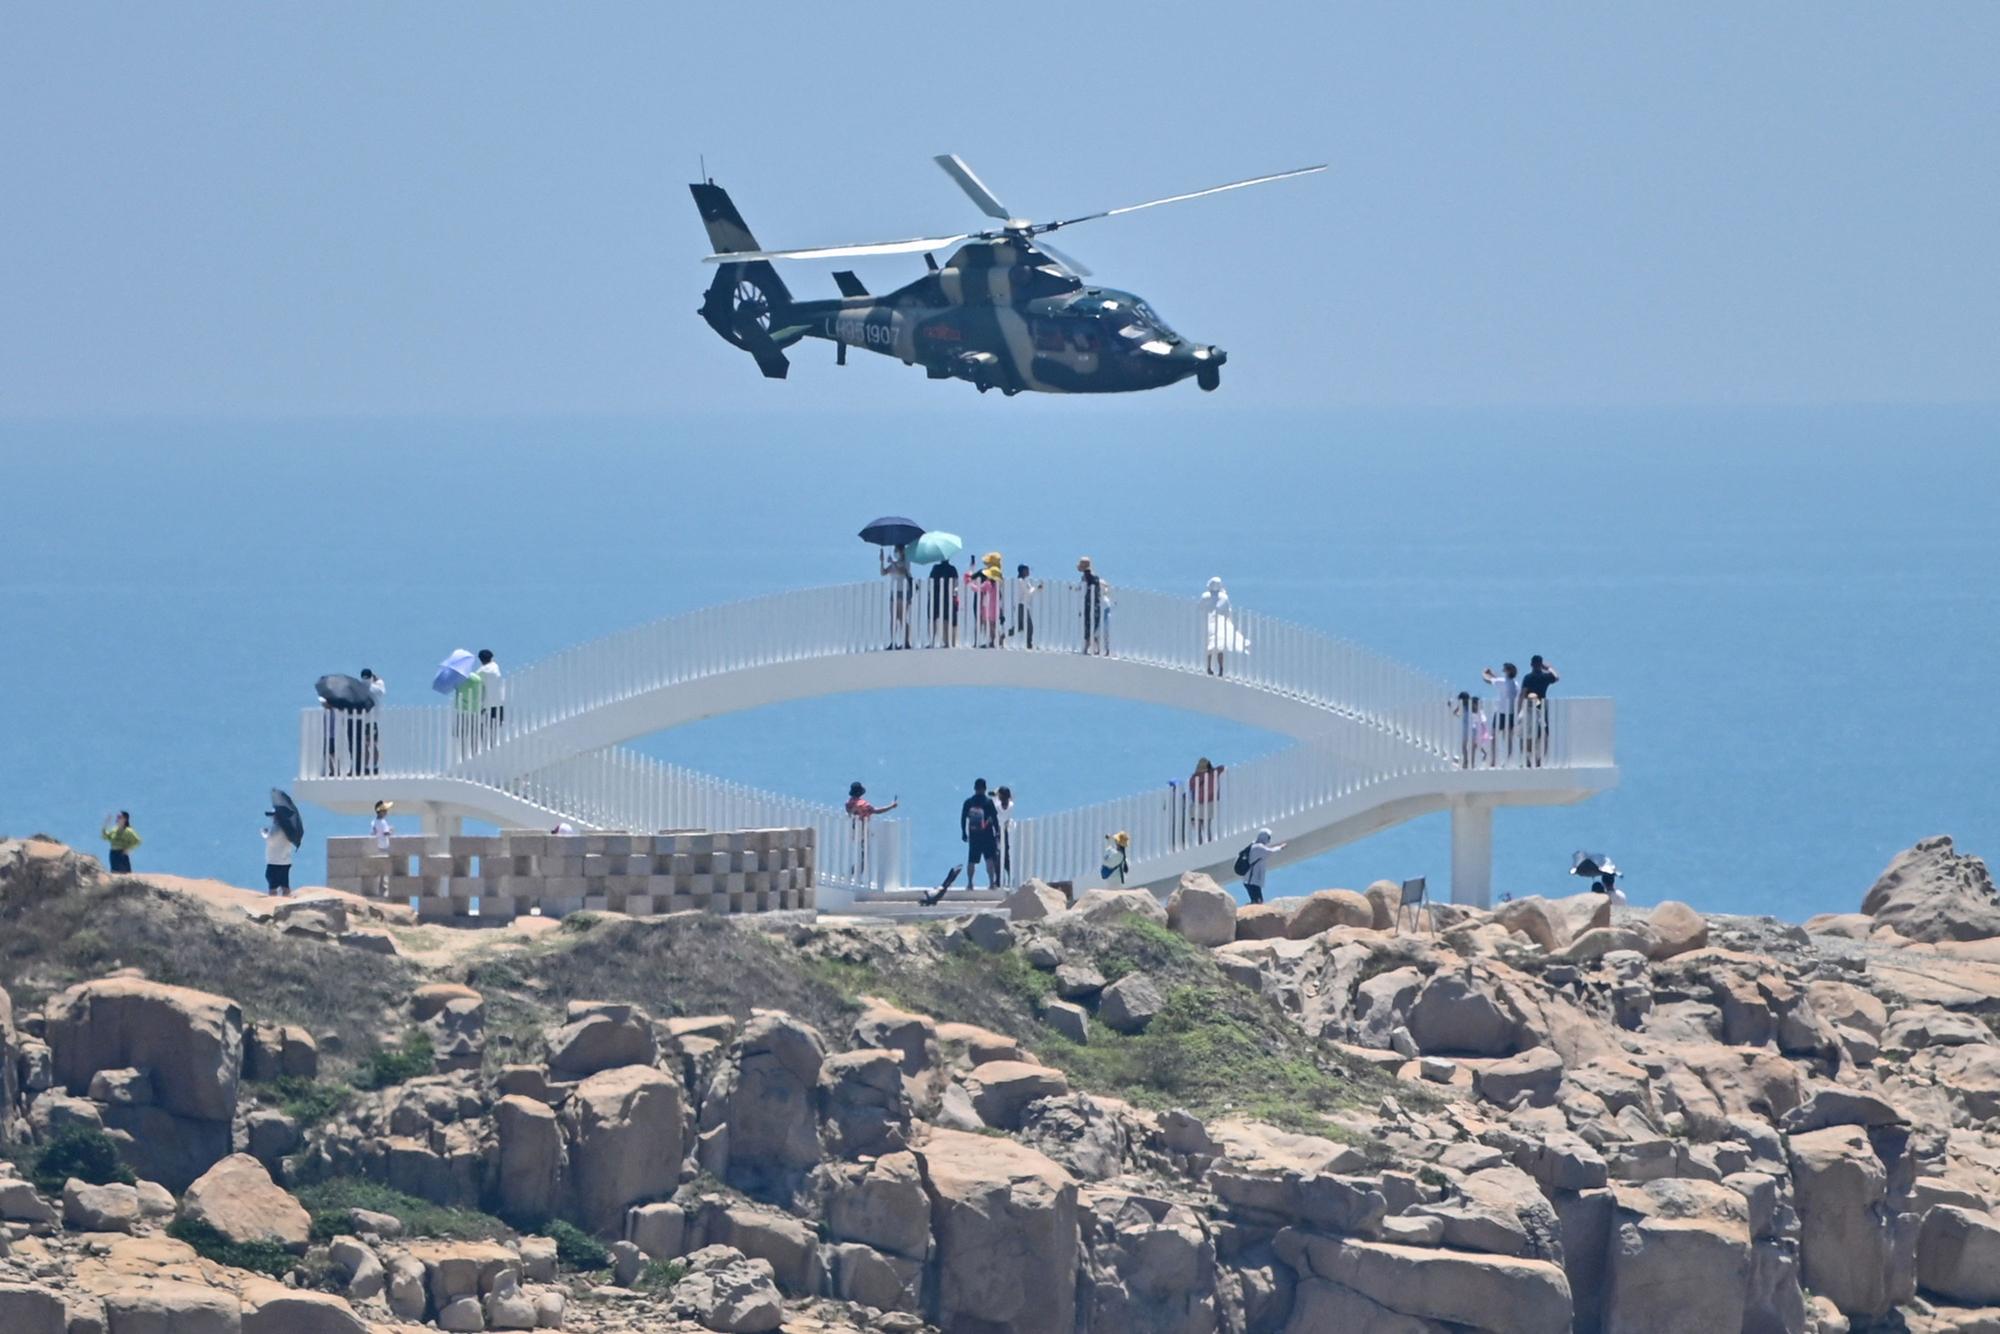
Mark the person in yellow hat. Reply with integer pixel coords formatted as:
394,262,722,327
975,553,1004,647
1101,830,1130,884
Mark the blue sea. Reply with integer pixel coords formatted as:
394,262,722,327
3,407,1994,919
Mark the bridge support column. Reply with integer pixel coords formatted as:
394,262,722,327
1450,800,1493,908
419,803,461,839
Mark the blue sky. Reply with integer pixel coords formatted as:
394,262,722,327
2,3,1994,417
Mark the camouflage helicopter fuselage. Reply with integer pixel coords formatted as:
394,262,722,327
693,181,1225,395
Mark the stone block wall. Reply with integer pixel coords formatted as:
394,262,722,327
324,828,815,921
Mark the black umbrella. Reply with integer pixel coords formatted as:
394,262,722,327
267,788,304,846
859,516,925,549
316,674,375,711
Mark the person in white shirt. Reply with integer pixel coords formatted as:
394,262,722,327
474,650,503,741
1481,663,1520,762
261,819,296,896
1012,564,1041,649
551,821,576,837
370,800,395,895
1242,828,1286,905
360,669,386,774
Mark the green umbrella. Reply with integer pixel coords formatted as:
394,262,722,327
910,531,963,565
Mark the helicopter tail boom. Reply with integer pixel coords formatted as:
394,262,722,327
692,181,797,379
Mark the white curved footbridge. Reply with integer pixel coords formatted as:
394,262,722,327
294,582,1616,909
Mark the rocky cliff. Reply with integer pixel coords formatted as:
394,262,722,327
4,832,2000,1333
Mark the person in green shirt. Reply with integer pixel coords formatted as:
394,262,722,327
453,670,483,754
101,811,141,873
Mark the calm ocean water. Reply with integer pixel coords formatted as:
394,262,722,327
2,407,1994,919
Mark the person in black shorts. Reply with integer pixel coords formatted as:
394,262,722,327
1520,655,1559,766
961,777,1001,889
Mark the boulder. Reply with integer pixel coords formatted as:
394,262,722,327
181,1154,311,1251
918,1127,1079,1334
0,1177,58,1225
329,1235,385,1300
44,977,242,1122
702,1012,824,1193
545,1001,657,1080
1602,1178,1752,1334
1407,971,1524,1056
243,1023,318,1082
63,1179,139,1233
670,1255,784,1333
1099,973,1166,1034
1054,962,1106,1000
1166,873,1237,946
1787,1124,1917,1320
239,1284,370,1334
1352,966,1422,1049
1862,836,2000,942
1493,894,1612,953
0,1286,65,1334
627,1201,686,1260
1364,880,1401,930
1646,901,1709,959
1280,1235,1572,1334
1918,1204,2000,1305
1003,879,1068,921
934,1022,1023,1065
1235,902,1297,940
850,1000,938,1082
830,1242,922,1313
1068,887,1169,925
827,1150,931,1260
961,1060,1069,1130
0,987,18,1144
1555,924,1661,965
99,1283,242,1334
100,1103,234,1193
817,1047,910,1158
955,911,1015,953
1473,1047,1565,1109
1285,889,1374,938
492,1094,565,1223
1044,998,1090,1044
563,1065,683,1234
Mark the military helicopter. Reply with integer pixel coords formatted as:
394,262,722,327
690,155,1324,395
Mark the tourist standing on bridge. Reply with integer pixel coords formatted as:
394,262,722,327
928,556,959,647
1012,564,1040,649
961,778,1002,890
100,811,140,874
1482,663,1520,763
846,782,898,879
1241,829,1285,905
1189,758,1224,841
881,546,913,649
475,650,504,742
1520,655,1559,767
1079,557,1106,654
360,669,385,774
993,785,1016,885
1201,576,1246,677
1452,692,1493,769
975,554,1004,647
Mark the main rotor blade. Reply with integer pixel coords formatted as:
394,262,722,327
1033,240,1093,278
934,154,1012,221
703,233,973,264
1036,163,1327,233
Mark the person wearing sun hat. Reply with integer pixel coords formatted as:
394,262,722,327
975,552,1004,647
1101,829,1130,884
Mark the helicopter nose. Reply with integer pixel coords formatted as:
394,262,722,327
1192,344,1225,366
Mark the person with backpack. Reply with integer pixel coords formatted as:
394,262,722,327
1236,828,1286,905
961,778,1001,890
1101,830,1130,884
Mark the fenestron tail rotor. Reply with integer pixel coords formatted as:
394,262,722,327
698,156,1326,266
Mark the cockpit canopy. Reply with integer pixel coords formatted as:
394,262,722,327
1072,288,1181,347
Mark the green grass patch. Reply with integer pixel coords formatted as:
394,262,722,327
26,1126,136,1192
546,1218,611,1271
295,1177,508,1243
250,1076,352,1128
1033,979,1381,1134
167,1216,295,1277
636,1258,687,1291
350,1029,435,1091
802,956,885,1002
